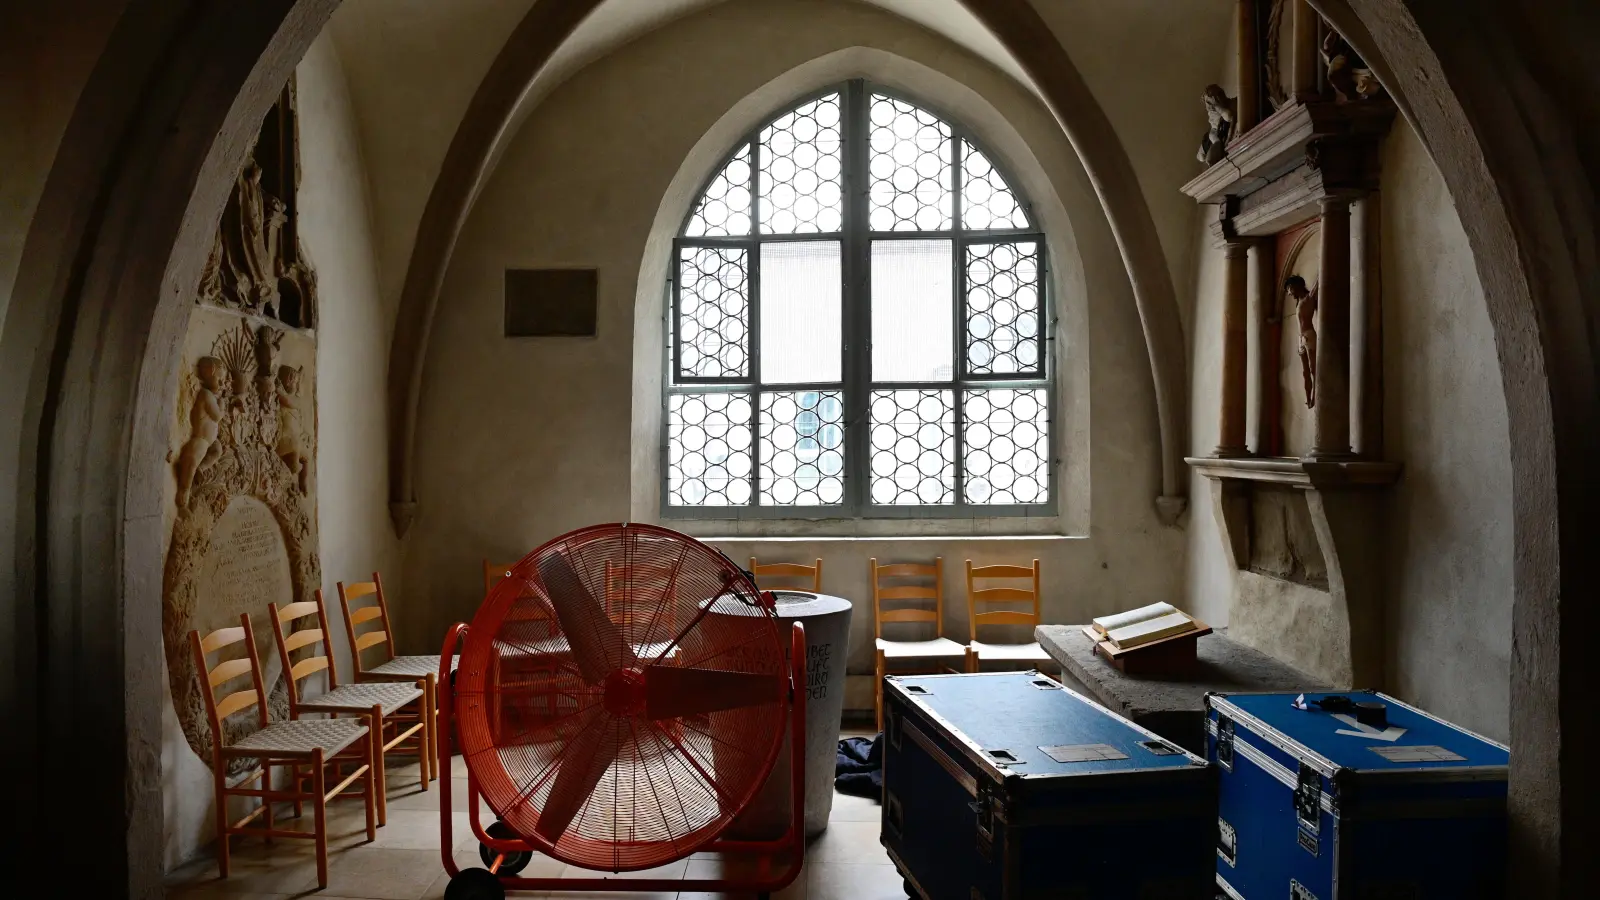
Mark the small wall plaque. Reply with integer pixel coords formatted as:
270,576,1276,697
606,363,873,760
504,268,598,337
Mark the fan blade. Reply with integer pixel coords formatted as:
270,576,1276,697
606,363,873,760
643,664,786,720
533,712,620,846
536,551,638,684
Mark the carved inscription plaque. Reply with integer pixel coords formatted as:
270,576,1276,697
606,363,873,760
199,496,293,676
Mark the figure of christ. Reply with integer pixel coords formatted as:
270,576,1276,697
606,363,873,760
1285,276,1319,408
174,357,225,510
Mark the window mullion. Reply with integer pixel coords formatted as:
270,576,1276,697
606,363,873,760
749,138,763,511
843,79,872,516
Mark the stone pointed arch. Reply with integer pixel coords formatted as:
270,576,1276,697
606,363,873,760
384,0,1194,535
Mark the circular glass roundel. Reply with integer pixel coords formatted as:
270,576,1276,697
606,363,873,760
454,523,788,872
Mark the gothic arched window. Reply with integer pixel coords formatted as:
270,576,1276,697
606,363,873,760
666,81,1052,517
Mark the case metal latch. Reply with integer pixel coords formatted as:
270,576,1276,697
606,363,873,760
1216,716,1235,772
1294,763,1322,856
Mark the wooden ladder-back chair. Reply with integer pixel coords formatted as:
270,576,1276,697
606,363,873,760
871,557,967,728
269,590,431,826
337,573,447,777
964,559,1054,672
190,614,376,888
748,556,823,593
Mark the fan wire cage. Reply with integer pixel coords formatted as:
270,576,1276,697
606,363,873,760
453,523,791,873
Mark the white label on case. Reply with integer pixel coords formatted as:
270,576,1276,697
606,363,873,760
1369,744,1466,763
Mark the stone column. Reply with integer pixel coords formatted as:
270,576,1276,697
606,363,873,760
1291,0,1320,99
1312,197,1352,458
1247,240,1274,454
1217,241,1250,456
1236,0,1260,131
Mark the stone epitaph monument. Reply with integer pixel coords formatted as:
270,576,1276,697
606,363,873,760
162,80,321,770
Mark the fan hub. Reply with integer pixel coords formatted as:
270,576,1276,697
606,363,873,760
602,666,648,717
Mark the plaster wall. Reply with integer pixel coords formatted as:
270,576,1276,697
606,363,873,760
1378,122,1512,741
156,32,400,868
403,0,1186,707
1181,114,1514,740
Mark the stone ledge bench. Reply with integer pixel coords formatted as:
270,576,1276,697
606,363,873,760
1036,624,1329,755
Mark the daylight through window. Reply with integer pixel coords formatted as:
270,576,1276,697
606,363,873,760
667,81,1052,517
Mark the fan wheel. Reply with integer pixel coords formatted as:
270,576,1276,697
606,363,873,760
455,523,790,872
443,867,504,900
478,820,534,876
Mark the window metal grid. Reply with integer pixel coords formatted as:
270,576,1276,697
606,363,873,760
664,80,1055,520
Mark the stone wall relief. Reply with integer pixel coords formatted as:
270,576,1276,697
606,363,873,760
162,79,321,774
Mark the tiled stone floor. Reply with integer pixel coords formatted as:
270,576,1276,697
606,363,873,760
166,742,901,900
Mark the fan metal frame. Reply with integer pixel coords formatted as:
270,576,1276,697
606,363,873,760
437,524,807,897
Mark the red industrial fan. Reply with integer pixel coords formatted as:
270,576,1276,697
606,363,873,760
437,523,807,900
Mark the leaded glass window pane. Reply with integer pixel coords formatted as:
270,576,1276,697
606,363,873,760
676,246,750,380
668,393,753,506
965,241,1042,376
963,388,1049,504
869,389,954,505
869,94,953,232
685,143,752,237
759,94,843,235
759,391,844,505
960,141,1030,230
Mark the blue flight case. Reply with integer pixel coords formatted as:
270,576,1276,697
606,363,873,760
882,671,1217,900
1206,690,1509,900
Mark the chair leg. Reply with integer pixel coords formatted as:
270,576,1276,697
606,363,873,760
214,764,231,878
262,765,275,842
371,703,388,827
875,650,886,732
364,732,378,842
292,763,303,818
424,672,438,784
312,749,328,890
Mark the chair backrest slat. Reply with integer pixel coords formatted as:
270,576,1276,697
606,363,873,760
879,608,938,624
965,559,1042,645
749,557,823,593
214,690,261,720
291,655,330,682
200,625,248,654
483,559,517,597
872,557,944,641
281,627,324,654
208,657,255,688
338,573,395,675
274,600,321,622
349,605,385,625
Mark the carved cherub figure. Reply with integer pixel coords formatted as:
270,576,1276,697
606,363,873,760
174,356,225,510
274,364,309,493
254,324,283,403
1285,275,1319,408
1197,84,1237,166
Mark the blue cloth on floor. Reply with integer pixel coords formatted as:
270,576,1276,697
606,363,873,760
834,734,883,799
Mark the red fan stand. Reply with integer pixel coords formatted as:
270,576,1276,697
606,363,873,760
435,523,807,900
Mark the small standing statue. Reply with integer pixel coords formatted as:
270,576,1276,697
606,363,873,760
1197,85,1237,166
253,323,283,404
173,356,225,510
1285,276,1319,408
274,364,309,494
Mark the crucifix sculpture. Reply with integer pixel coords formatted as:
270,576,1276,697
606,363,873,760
1284,275,1319,408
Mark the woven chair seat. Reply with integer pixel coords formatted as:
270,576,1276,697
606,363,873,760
969,640,1053,662
366,654,457,680
230,719,367,757
298,682,422,716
